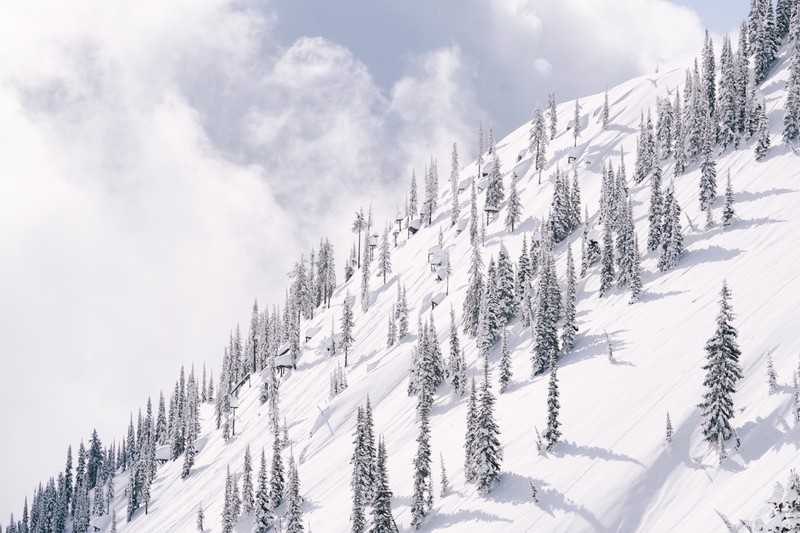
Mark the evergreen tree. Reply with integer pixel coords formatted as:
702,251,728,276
378,226,392,284
462,241,484,337
718,35,738,148
499,327,512,393
496,243,516,323
629,232,643,304
602,85,610,129
561,244,578,351
777,0,795,37
352,207,366,269
196,503,205,532
673,88,687,176
269,428,284,510
345,245,356,282
647,164,664,251
474,355,502,494
793,372,800,424
530,104,549,182
241,446,254,514
360,251,371,312
370,438,396,533
469,178,479,245
409,170,418,219
181,438,195,480
64,446,73,511
410,394,433,529
398,285,409,339
505,172,523,232
658,182,684,272
543,355,562,451
702,29,716,117
351,482,366,533
450,142,461,227
573,99,581,147
531,239,561,375
767,353,779,394
699,115,717,212
387,306,397,348
548,91,558,140
723,170,735,227
449,306,463,394
341,291,355,366
464,378,479,482
699,282,744,447
285,453,304,533
665,412,674,445
785,6,800,142
599,213,615,297
254,448,273,533
755,100,771,161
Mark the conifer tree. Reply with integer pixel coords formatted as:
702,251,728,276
665,412,673,445
387,306,397,348
561,244,578,351
673,88,687,176
474,355,502,494
573,99,581,147
360,252,371,313
409,171,418,219
599,214,615,297
397,284,409,339
450,142,461,227
462,241,484,337
602,85,610,129
548,91,558,140
530,104,549,182
793,372,800,424
777,0,795,37
718,35,738,148
285,453,304,533
370,438,397,533
410,394,433,529
464,378,479,482
544,356,561,451
465,178,478,246
448,306,463,394
767,353,779,394
269,428,284,510
699,282,744,448
496,244,516,323
756,100,771,161
345,245,356,282
241,446,254,514
505,172,523,232
647,164,664,251
181,438,195,480
351,481,366,533
723,171,735,227
658,183,684,272
341,291,355,366
699,117,717,212
378,226,392,284
253,448,272,533
629,232,643,304
499,327,512,393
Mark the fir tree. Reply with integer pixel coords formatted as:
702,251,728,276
196,503,205,532
629,232,643,304
345,245,356,282
285,453,304,533
397,284,409,339
767,353,779,394
784,6,800,142
241,446,254,514
253,449,273,533
755,100,771,160
699,282,744,447
561,244,578,351
665,412,674,445
269,428,284,510
543,356,561,451
602,85,610,129
462,241,484,337
370,438,397,533
360,251,371,312
505,172,523,232
464,378,479,482
647,164,664,251
658,183,684,272
409,170,418,219
387,306,397,348
450,142,461,226
341,291,355,366
548,91,558,140
378,226,392,284
572,99,581,147
474,355,502,494
499,327,512,393
496,243,516,323
181,438,195,480
410,395,433,529
469,178,479,244
352,207,366,269
448,306,464,394
673,88,687,176
793,372,800,424
530,104,549,182
351,482,366,533
599,213,615,297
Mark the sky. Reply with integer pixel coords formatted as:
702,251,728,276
0,0,746,521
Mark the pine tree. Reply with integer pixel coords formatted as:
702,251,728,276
561,244,578,351
253,449,273,533
722,170,735,227
285,453,304,533
409,170,418,219
378,226,392,284
543,356,561,451
181,438,195,480
673,88,687,176
387,306,397,348
718,35,738,148
629,232,643,304
240,446,254,514
699,117,717,212
793,372,800,424
221,467,234,533
548,91,558,140
464,378,479,482
360,252,371,312
345,245,356,282
474,355,502,494
499,327,512,393
602,85,610,128
785,6,800,142
756,100,771,161
269,428,284,510
449,142,461,227
397,284,409,339
462,241,484,337
469,178,479,245
573,99,581,147
341,291,355,366
410,395,433,529
196,503,205,532
665,412,674,445
448,306,463,394
370,438,397,533
647,164,664,251
767,353,779,394
351,481,366,533
599,213,615,297
777,0,794,37
658,183,684,272
505,172,523,232
530,104,549,182
496,244,516,323
699,281,744,448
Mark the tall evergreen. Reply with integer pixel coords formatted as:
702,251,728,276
699,114,717,212
629,232,643,304
485,149,504,210
505,172,523,232
448,306,464,394
499,327,512,393
269,426,284,510
496,244,516,323
474,355,502,494
409,170,418,219
785,6,800,142
599,212,615,297
723,170,735,227
647,164,664,251
548,91,558,140
543,356,561,451
718,35,738,148
360,251,371,312
241,446,254,514
464,378,479,483
410,394,433,529
387,306,397,348
285,453,304,533
397,284,409,339
699,282,744,448
755,100,771,161
561,244,578,352
573,99,582,147
658,182,684,272
469,178,479,244
462,241,484,337
341,291,355,366
253,448,273,533
530,104,549,182
377,226,392,284
673,88,687,176
602,86,610,128
370,438,397,533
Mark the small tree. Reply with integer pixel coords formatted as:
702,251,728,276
601,86,610,129
723,170,735,227
341,291,355,366
573,99,582,147
378,226,392,284
544,356,561,451
499,327,512,393
505,173,523,232
196,503,205,532
439,453,450,498
665,412,673,445
767,353,779,394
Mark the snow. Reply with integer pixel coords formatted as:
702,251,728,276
103,40,800,533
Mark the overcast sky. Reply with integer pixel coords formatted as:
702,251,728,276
0,0,745,520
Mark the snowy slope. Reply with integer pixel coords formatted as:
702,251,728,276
106,41,800,533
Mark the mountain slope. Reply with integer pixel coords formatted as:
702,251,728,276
110,40,800,533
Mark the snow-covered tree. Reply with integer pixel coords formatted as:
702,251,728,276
241,446,254,515
448,306,464,394
499,327,512,393
409,170,418,219
785,7,800,142
755,100,771,161
530,104,549,182
561,244,578,351
410,394,433,529
387,306,397,348
253,448,273,533
599,213,615,297
474,355,502,494
360,252,371,312
485,150,504,210
269,428,284,511
602,86,610,129
285,453,304,533
464,378,479,483
767,353,779,394
658,182,684,272
398,284,409,339
450,143,461,226
548,91,558,140
469,179,479,245
505,172,523,232
699,116,717,212
723,170,735,227
352,207,366,269
462,241,484,337
572,99,582,147
341,291,355,366
378,226,392,284
647,164,664,251
699,281,744,449
543,356,561,451
665,412,674,445
370,437,397,533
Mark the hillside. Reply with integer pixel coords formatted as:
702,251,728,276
34,31,800,533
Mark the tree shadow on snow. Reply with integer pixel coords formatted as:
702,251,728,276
525,475,609,532
552,440,644,467
672,245,744,272
733,187,797,204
